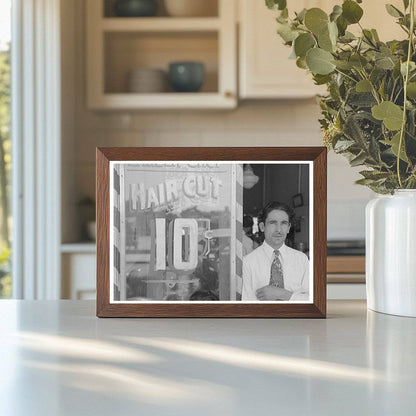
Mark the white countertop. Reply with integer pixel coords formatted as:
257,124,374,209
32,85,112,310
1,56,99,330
0,300,415,415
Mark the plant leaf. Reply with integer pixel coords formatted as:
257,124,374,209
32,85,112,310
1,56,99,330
277,23,299,42
403,0,410,10
350,152,368,167
334,139,356,152
339,31,356,42
355,178,377,185
266,0,287,11
359,170,391,180
318,31,334,52
407,82,416,99
349,92,377,107
342,0,363,24
330,5,343,22
350,53,368,69
385,4,404,18
401,61,416,76
372,101,403,130
333,59,353,70
375,56,395,70
336,15,348,36
371,29,380,42
295,8,307,22
356,79,372,92
369,136,381,162
381,132,409,162
296,57,307,69
306,48,335,75
294,33,315,57
313,74,332,85
304,8,329,35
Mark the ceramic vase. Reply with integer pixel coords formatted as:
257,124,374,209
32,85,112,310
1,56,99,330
366,190,416,317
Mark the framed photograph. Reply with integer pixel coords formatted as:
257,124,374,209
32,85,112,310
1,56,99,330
96,147,327,318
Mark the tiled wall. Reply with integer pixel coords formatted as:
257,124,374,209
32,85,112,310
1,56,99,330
74,100,324,199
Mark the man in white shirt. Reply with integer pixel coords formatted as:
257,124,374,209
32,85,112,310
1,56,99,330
242,201,309,301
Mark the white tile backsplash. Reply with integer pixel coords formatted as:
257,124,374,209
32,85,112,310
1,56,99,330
327,199,368,240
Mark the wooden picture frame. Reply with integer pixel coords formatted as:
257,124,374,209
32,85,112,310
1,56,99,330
96,147,327,318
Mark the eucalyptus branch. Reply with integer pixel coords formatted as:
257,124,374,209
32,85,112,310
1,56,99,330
358,69,381,104
267,0,416,193
334,68,358,83
358,22,378,49
393,86,404,103
390,79,398,101
397,0,415,187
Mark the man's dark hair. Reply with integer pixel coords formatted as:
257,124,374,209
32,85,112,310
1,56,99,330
243,215,254,228
258,201,294,226
189,290,219,301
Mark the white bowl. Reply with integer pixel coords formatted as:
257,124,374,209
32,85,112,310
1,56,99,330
127,68,167,93
87,221,96,241
164,0,217,17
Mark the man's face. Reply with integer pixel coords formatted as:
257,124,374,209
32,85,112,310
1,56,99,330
259,209,291,249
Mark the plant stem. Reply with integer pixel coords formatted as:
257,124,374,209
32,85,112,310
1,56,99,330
398,0,415,188
334,68,357,83
358,69,380,104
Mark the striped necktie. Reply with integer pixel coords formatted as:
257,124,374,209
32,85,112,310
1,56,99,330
270,249,284,288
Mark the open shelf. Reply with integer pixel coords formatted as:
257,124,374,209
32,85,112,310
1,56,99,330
104,31,218,94
101,17,221,31
103,0,219,18
86,0,236,109
61,243,96,254
89,92,235,109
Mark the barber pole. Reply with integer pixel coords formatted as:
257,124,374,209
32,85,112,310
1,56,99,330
112,165,121,301
234,164,244,298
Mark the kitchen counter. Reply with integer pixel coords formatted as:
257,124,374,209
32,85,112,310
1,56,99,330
1,300,415,415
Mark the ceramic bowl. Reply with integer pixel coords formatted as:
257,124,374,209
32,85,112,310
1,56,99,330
168,62,205,92
114,0,158,17
127,68,167,93
164,0,217,17
86,221,96,241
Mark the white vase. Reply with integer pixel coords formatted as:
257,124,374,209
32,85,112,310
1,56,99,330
366,190,416,317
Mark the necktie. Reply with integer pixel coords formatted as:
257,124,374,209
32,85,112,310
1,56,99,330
270,250,284,288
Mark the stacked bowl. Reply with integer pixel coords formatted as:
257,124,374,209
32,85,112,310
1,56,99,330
127,68,167,93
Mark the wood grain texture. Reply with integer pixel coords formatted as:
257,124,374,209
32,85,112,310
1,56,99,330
96,149,110,317
96,147,327,318
327,274,365,283
313,148,327,318
327,256,365,274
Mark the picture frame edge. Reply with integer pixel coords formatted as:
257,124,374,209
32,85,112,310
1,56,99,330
95,146,327,318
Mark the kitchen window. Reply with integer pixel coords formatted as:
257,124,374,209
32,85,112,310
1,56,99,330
0,0,11,298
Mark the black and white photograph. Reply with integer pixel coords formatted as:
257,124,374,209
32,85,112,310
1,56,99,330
110,161,313,303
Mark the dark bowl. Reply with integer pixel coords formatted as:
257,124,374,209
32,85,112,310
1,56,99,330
114,0,158,17
168,62,205,93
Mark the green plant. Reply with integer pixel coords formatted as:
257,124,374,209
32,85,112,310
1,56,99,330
0,245,11,298
266,0,416,193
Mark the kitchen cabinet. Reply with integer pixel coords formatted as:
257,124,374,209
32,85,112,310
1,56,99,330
61,244,96,300
238,0,404,99
61,250,365,300
86,0,237,109
238,0,328,99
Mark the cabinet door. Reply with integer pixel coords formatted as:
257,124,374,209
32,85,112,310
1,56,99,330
239,0,403,99
239,0,323,99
